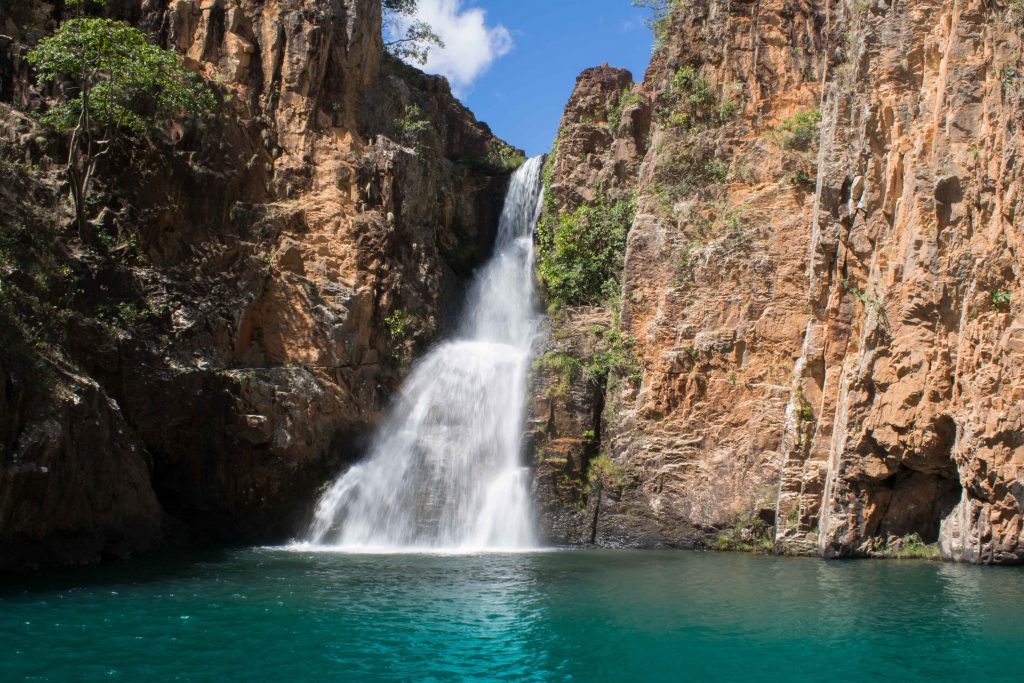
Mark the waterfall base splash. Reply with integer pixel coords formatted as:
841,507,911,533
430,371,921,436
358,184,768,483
303,157,546,552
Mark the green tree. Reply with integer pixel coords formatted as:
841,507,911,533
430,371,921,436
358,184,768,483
536,196,637,308
26,10,214,238
632,0,683,46
382,0,444,65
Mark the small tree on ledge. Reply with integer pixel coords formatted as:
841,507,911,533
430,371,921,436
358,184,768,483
26,3,214,239
382,0,444,65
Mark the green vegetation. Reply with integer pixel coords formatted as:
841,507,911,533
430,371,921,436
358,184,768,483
662,66,738,130
27,7,214,237
542,138,558,189
607,89,645,130
671,204,753,285
585,309,642,385
702,205,751,251
0,286,51,382
95,299,157,328
766,108,820,193
755,484,778,511
395,104,431,152
720,207,749,246
840,278,885,314
535,350,583,398
588,455,627,490
852,287,884,313
0,217,60,378
384,308,414,366
385,308,411,341
772,108,821,150
1000,64,1020,91
791,168,814,187
382,0,444,65
701,158,729,183
632,0,686,50
0,166,95,378
465,141,526,174
784,506,800,531
0,118,92,375
712,517,774,554
487,142,527,172
991,289,1012,311
535,195,636,309
536,320,640,398
651,144,729,211
0,219,50,270
873,533,941,560
794,390,814,422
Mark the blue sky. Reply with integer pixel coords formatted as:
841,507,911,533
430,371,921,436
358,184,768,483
395,1,656,157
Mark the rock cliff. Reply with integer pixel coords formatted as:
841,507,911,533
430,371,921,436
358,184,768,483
0,0,517,569
533,0,1024,564
4,0,1022,569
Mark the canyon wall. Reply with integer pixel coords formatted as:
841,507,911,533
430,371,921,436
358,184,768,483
533,0,1024,564
3,0,1021,569
0,0,516,569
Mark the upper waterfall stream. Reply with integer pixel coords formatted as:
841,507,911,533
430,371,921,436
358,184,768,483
304,156,545,551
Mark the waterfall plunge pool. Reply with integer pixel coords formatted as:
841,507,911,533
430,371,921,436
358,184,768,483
3,547,1023,682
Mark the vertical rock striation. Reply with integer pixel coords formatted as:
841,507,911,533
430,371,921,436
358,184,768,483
0,0,517,569
536,0,1024,564
794,0,1024,564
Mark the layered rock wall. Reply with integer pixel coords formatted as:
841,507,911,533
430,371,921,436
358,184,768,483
535,0,1024,564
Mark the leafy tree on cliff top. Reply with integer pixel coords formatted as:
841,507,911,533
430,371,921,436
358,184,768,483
382,0,444,65
632,0,683,45
26,1,214,239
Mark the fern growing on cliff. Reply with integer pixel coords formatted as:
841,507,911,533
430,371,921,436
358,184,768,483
991,289,1012,311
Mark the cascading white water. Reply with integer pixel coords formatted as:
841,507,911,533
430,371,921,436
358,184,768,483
305,156,545,551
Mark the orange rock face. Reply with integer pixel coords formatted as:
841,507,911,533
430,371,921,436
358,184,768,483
535,0,1024,564
0,0,515,568
797,0,1024,564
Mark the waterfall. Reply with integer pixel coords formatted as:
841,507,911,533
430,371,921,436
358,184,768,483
304,156,545,551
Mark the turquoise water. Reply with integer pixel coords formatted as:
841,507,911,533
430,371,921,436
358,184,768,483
2,549,1022,682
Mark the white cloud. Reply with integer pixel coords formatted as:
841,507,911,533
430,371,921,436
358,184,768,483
389,0,513,96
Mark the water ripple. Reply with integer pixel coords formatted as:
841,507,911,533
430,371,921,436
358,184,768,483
2,549,1023,682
